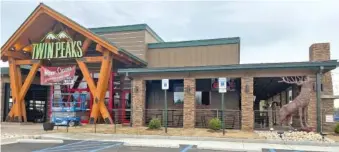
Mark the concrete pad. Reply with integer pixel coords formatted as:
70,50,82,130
17,139,64,144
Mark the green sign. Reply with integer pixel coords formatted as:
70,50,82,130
32,31,83,59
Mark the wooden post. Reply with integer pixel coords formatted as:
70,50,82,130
8,58,21,121
7,59,41,122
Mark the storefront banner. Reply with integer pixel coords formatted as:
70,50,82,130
40,66,76,85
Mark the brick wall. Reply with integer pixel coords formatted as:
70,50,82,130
131,79,146,127
241,76,254,131
183,78,196,128
309,43,335,132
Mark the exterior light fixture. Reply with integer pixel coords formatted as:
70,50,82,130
184,86,191,94
245,84,249,93
134,86,139,93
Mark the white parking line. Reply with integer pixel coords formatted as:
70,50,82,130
34,140,122,152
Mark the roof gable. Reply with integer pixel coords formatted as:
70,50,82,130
0,3,147,66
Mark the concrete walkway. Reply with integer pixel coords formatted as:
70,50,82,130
41,133,339,152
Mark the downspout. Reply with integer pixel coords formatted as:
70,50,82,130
316,66,324,133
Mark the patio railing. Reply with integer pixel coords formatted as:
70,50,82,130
195,109,241,129
144,109,183,128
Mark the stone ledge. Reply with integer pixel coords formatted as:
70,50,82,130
321,95,339,99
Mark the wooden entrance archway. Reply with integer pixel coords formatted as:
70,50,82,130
1,3,145,123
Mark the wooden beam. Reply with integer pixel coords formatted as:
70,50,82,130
82,39,92,54
77,56,104,63
96,44,104,53
8,59,22,121
76,60,97,94
90,50,113,124
16,66,27,122
4,51,31,60
16,59,40,65
17,62,41,103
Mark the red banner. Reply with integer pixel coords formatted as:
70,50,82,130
40,66,76,85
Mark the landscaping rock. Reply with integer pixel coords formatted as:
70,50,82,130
255,131,335,143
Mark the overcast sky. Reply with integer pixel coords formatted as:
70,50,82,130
1,0,338,105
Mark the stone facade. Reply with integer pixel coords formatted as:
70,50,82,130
131,79,146,127
183,78,196,128
241,76,254,131
309,43,335,132
306,75,317,128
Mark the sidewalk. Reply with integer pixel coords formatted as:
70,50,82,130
41,133,339,152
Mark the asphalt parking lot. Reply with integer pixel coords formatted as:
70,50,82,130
1,140,318,152
1,140,233,152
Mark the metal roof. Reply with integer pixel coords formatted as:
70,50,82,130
117,60,339,74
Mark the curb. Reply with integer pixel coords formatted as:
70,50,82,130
1,137,21,145
17,139,64,144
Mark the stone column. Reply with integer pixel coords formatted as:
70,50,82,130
131,79,146,127
183,78,196,128
309,43,334,132
241,76,254,131
307,75,317,128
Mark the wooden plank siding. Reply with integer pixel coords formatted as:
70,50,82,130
146,44,240,67
99,31,146,60
98,30,159,61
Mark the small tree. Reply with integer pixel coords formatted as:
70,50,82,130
208,118,222,131
335,123,339,134
148,118,161,130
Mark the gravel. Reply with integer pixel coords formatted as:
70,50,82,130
255,131,335,143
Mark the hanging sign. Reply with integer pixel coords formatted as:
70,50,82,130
40,66,76,85
32,31,83,59
218,77,227,93
162,79,169,90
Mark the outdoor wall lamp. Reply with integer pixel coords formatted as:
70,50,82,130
184,86,191,94
245,84,249,93
133,86,139,93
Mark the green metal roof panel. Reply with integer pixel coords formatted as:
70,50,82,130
89,24,164,42
117,60,339,74
148,37,240,49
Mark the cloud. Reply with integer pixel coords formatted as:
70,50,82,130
0,1,338,98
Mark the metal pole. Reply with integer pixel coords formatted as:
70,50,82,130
221,93,225,135
164,90,168,133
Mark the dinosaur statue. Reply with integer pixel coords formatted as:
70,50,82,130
278,76,314,131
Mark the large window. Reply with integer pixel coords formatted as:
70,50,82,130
196,91,210,105
173,81,184,104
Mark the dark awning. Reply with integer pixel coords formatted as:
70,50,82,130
117,60,339,74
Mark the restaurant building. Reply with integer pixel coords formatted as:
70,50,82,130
1,3,338,132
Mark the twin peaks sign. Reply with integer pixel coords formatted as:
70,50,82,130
32,31,83,59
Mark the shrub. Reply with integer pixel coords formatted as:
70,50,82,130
148,118,161,129
208,118,221,131
335,123,339,134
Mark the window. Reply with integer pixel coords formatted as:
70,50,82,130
173,81,184,104
201,91,210,105
174,92,184,104
196,91,210,105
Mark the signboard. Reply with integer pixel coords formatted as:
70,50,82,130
162,79,169,90
40,66,76,85
326,115,334,122
32,31,83,59
218,78,227,93
212,78,235,91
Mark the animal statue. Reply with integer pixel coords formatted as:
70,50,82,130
278,76,314,131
